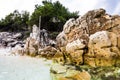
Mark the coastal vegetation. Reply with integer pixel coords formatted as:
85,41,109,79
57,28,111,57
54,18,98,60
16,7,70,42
0,0,78,33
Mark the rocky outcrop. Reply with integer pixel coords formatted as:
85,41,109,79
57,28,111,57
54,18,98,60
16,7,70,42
58,71,91,80
56,8,120,67
38,46,57,58
24,25,57,57
24,25,40,56
56,31,67,47
10,24,58,57
57,8,120,45
50,64,67,74
84,31,120,67
65,39,86,65
51,64,91,80
24,37,39,56
0,32,24,47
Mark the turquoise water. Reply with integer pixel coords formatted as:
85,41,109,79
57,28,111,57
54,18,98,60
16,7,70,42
0,55,52,80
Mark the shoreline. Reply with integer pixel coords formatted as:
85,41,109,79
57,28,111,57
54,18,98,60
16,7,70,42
0,48,53,80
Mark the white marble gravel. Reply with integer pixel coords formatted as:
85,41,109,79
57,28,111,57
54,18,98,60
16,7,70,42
0,49,52,80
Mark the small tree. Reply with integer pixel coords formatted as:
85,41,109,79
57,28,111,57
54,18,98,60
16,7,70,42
0,10,29,32
29,0,79,31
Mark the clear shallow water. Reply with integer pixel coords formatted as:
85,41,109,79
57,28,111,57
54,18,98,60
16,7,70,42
0,49,52,80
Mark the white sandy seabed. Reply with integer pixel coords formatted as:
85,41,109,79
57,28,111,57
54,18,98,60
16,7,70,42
0,48,52,80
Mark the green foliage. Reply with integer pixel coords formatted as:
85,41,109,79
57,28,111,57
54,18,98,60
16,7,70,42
48,31,59,39
0,10,29,32
29,0,79,31
0,0,78,32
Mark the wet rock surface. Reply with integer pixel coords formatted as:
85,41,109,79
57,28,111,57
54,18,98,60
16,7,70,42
51,63,120,80
50,64,91,80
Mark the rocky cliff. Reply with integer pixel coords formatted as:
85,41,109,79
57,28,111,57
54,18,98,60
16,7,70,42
56,8,120,67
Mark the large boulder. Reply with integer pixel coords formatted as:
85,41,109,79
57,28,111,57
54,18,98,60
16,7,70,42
50,64,67,74
24,37,39,56
66,39,86,53
58,71,91,80
66,39,86,65
51,66,91,80
38,46,57,58
57,8,120,44
56,8,120,66
84,31,120,67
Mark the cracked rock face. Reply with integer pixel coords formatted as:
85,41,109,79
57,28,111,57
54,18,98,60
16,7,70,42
85,31,120,67
56,8,120,66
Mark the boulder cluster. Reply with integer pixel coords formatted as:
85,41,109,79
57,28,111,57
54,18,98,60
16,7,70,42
0,32,24,48
56,8,120,67
1,8,120,80
7,8,120,67
11,25,57,57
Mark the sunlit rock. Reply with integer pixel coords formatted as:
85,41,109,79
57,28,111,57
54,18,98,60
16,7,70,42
24,25,56,56
56,31,67,47
65,39,85,65
50,64,67,74
11,44,24,56
84,31,120,67
56,8,120,66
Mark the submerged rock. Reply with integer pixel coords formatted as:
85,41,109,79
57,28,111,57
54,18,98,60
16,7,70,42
50,64,67,74
59,71,91,80
51,64,91,80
